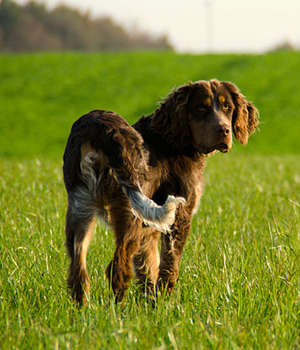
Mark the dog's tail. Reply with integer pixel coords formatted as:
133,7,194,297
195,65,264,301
78,111,186,233
123,187,186,233
82,148,186,233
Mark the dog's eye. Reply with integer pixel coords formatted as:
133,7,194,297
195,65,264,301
223,104,231,111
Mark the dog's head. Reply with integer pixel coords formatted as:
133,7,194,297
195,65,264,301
152,79,259,155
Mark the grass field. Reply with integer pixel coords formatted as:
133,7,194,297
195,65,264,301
1,51,300,158
1,52,300,349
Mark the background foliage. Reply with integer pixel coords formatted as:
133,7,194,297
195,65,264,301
0,0,172,52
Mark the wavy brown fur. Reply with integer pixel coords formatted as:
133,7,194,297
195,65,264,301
63,79,259,305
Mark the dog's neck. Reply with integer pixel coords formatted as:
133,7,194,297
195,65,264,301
133,114,202,160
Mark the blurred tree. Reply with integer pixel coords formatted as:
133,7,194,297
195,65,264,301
270,39,295,52
46,5,94,50
0,0,22,49
0,0,173,52
94,16,132,50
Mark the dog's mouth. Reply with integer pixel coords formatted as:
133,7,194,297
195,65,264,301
220,146,230,153
199,143,231,155
216,142,232,154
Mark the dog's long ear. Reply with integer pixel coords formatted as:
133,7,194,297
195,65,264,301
222,82,259,145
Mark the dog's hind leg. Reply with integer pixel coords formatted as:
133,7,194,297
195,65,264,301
105,196,143,303
132,228,160,296
65,202,96,305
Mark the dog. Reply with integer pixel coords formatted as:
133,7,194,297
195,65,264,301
63,79,259,304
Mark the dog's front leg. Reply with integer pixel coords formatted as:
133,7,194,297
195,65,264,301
158,213,192,294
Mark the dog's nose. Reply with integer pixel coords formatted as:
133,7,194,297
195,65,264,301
215,124,230,136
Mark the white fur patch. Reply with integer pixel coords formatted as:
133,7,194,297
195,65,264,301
69,187,96,219
126,188,186,233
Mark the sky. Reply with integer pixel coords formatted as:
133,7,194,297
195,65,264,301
14,0,300,53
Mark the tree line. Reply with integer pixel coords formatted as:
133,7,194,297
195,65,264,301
0,0,173,52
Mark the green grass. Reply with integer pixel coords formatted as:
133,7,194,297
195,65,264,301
1,51,300,158
1,155,300,349
1,52,300,349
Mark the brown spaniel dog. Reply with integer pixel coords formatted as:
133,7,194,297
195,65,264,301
63,79,259,305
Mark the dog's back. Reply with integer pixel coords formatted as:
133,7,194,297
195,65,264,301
63,110,184,231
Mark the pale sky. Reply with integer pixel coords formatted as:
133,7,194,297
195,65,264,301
15,0,300,53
